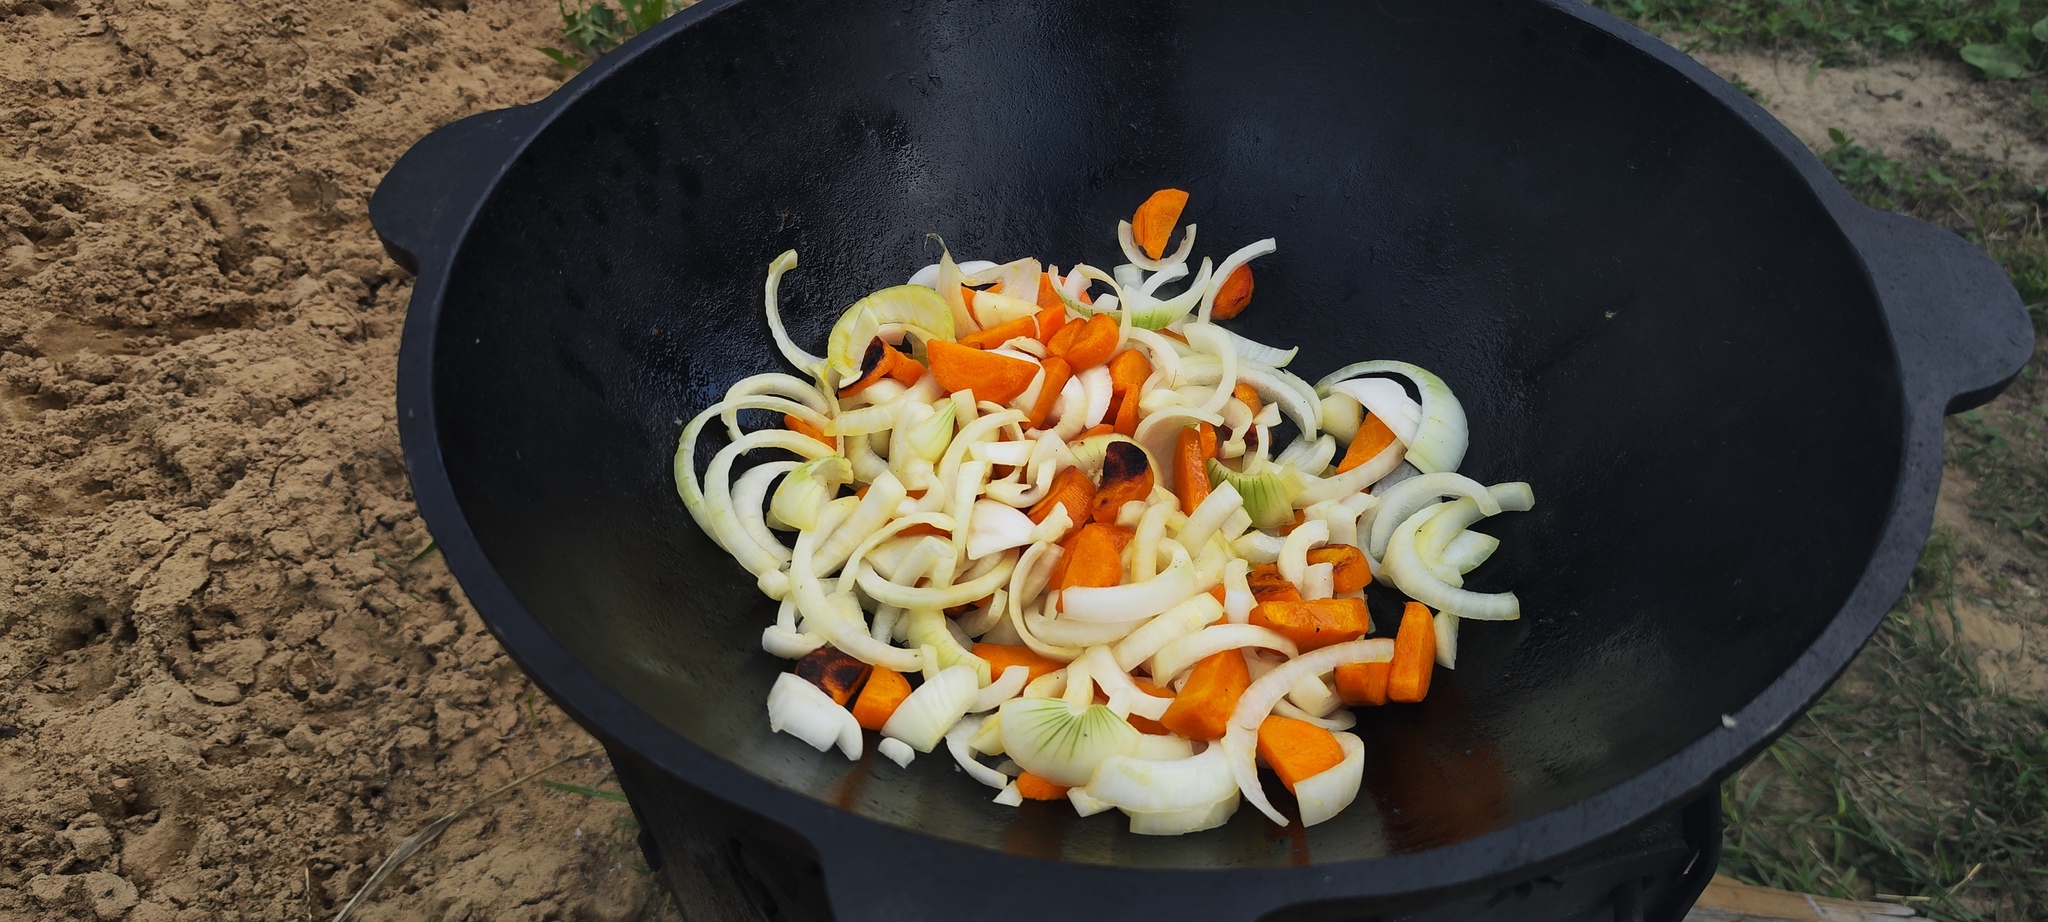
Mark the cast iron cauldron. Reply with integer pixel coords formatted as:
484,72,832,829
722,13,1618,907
369,0,2033,918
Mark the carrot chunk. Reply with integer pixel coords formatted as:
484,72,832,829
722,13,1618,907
838,340,925,397
1246,564,1302,603
850,667,912,730
1027,466,1095,542
1248,597,1370,652
1032,304,1069,342
1015,771,1071,801
1174,425,1212,514
927,339,1039,405
1211,263,1254,319
796,647,872,705
1026,357,1072,430
956,315,1039,350
1057,523,1127,591
1132,188,1190,260
1107,348,1152,436
783,413,832,447
1337,412,1399,474
1256,715,1346,792
1051,314,1119,371
1306,545,1372,593
1232,382,1262,417
1334,660,1392,706
1090,441,1154,524
1158,649,1250,741
1388,601,1435,703
972,643,1065,684
1075,423,1115,440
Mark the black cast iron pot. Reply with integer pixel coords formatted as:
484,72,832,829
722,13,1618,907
369,0,2033,918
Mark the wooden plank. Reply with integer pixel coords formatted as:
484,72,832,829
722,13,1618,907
1685,877,1923,922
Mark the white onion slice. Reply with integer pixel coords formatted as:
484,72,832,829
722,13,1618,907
1025,610,1149,647
909,258,999,289
761,626,824,659
1176,480,1243,553
1293,732,1364,827
1329,377,1421,445
1274,699,1356,730
1225,637,1393,825
762,250,826,373
998,697,1141,786
856,551,1015,611
992,783,1024,807
1068,785,1116,817
945,716,1012,790
1148,623,1299,685
1060,551,1196,622
1116,219,1199,272
1218,327,1297,368
1317,361,1468,474
1302,562,1335,600
1384,502,1523,620
966,500,1038,560
1441,531,1501,573
1129,792,1239,836
1134,735,1196,761
1435,609,1460,669
767,673,861,760
1222,558,1254,624
971,665,1031,713
1365,472,1501,559
878,737,916,768
1080,646,1172,720
1112,593,1224,671
1087,745,1239,815
881,664,980,752
1277,519,1329,590
1080,365,1114,427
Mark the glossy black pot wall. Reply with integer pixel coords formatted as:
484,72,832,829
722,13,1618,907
370,0,2032,919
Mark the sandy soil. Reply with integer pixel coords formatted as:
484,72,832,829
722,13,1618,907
0,0,651,919
1,5,2043,922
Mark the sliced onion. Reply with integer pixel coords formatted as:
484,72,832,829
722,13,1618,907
1198,237,1276,323
1291,438,1404,506
998,697,1141,786
1440,531,1501,573
971,665,1031,713
908,258,998,289
878,737,916,768
1024,610,1150,647
1287,673,1341,717
906,608,991,684
1148,623,1299,685
1224,637,1393,824
1080,365,1114,427
1274,699,1356,730
1230,529,1286,565
1366,472,1501,559
1116,219,1199,271
1176,480,1243,553
735,460,799,563
1126,258,1214,329
1277,519,1329,590
767,456,849,534
1135,735,1196,760
882,664,980,752
825,283,956,388
1129,791,1238,835
1293,732,1364,827
966,500,1038,560
1435,610,1460,669
1087,745,1239,815
762,250,826,373
1301,562,1335,601
1316,361,1468,474
1112,592,1224,671
945,715,1012,790
1319,392,1362,444
1222,558,1254,624
857,550,1015,610
1329,377,1421,445
1415,482,1534,561
767,673,861,760
1061,550,1196,622
761,625,824,659
815,471,911,575
1177,356,1320,443
992,783,1024,806
1067,785,1116,817
1077,646,1173,721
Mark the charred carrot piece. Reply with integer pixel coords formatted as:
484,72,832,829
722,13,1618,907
1027,466,1095,542
1334,660,1392,706
1132,188,1190,260
1232,382,1262,417
796,647,872,705
1249,597,1370,652
1091,441,1154,524
1337,412,1399,474
1026,357,1073,429
1306,545,1372,593
1158,649,1250,741
783,413,833,447
1211,263,1254,319
927,339,1039,405
1174,425,1212,514
1387,601,1435,703
851,667,912,730
838,340,924,397
1257,715,1346,792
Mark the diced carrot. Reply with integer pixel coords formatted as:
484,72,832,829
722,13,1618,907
1051,314,1119,371
1174,425,1212,514
1026,357,1072,430
1337,412,1399,474
1076,423,1116,440
838,340,924,397
1132,188,1190,260
1257,715,1346,792
1057,523,1127,591
1249,597,1370,652
1306,545,1372,593
1232,382,1262,417
972,643,1065,684
1207,584,1227,604
1044,317,1084,357
796,647,872,705
1091,441,1154,524
1335,660,1392,707
851,667,912,730
1388,601,1435,703
1027,467,1095,542
783,413,832,447
1197,421,1218,458
1035,273,1065,310
1210,263,1254,320
1032,304,1069,342
956,315,1039,350
961,286,977,313
927,339,1040,405
1107,349,1151,436
1279,509,1308,534
1246,564,1302,603
1158,649,1250,741
1015,771,1071,801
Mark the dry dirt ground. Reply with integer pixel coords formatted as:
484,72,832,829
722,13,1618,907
1,4,2044,922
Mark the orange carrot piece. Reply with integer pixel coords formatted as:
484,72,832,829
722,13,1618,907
839,340,924,397
1091,441,1154,524
1388,601,1435,703
1108,349,1151,436
1158,649,1250,741
1044,317,1085,357
1337,412,1400,474
1306,545,1372,593
1246,564,1302,603
1279,509,1308,534
1026,357,1073,430
1076,423,1116,440
972,643,1065,684
1052,314,1119,371
1132,188,1190,260
1211,263,1254,319
796,647,872,705
783,413,833,447
927,339,1040,405
1058,523,1126,591
1015,771,1071,801
1035,272,1065,310
851,667,912,730
957,315,1039,349
1027,466,1095,542
1249,597,1370,652
1257,715,1346,792
1207,584,1227,604
1032,304,1069,342
1174,425,1212,514
1335,660,1392,707
1232,382,1263,417
1197,421,1218,459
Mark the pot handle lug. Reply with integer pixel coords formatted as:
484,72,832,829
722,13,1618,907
1845,205,2034,415
369,103,545,274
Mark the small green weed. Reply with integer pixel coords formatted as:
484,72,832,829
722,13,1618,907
539,0,688,69
1588,0,2048,79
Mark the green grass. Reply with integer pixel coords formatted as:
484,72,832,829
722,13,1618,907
1587,0,2048,77
539,0,689,69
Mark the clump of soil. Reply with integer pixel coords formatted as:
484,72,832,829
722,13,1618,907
0,0,651,919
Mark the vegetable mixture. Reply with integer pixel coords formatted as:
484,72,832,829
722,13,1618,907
674,189,1535,834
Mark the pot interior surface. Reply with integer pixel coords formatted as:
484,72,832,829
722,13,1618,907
427,0,1903,868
